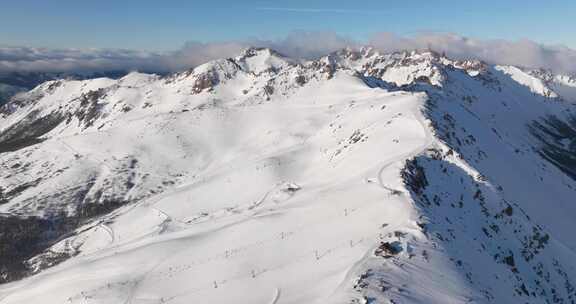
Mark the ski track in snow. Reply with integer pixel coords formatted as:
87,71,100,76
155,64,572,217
98,223,115,244
0,79,435,304
114,93,432,304
2,48,576,304
269,288,281,304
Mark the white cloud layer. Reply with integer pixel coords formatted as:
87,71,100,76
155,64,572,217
1,32,575,75
0,47,164,74
367,32,576,74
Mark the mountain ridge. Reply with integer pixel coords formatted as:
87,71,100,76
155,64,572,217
1,47,576,304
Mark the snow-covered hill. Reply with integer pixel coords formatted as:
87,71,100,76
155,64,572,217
0,71,131,106
1,47,576,304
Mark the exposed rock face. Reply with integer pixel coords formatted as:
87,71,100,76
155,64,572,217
0,110,65,153
0,215,77,283
529,114,576,179
72,88,108,129
192,73,215,93
1,47,576,304
374,241,402,258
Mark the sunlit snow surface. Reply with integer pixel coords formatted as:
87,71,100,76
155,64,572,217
1,48,576,304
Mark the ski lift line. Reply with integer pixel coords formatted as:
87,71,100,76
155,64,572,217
122,246,183,304
155,231,382,303
152,153,300,211
122,189,289,303
167,184,284,226
21,179,369,267
48,126,418,302
141,114,323,211
89,198,393,304
130,233,374,303
155,161,385,228
207,206,357,259
135,203,391,285
69,155,413,300
6,155,397,254
156,180,375,234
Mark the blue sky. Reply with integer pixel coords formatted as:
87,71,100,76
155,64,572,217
1,0,575,50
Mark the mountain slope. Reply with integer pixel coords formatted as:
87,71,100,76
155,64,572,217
0,71,132,106
0,48,575,304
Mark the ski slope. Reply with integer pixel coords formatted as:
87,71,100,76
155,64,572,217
1,47,576,303
0,72,432,304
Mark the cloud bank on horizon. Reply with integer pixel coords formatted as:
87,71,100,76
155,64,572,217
1,32,576,76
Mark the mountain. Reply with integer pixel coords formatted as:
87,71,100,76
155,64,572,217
0,71,132,106
0,47,576,304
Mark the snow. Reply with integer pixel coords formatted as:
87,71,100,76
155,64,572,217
495,65,558,97
0,71,430,304
550,74,576,102
1,47,576,304
236,48,295,75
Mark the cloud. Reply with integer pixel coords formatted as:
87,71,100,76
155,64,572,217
156,32,576,75
0,32,353,75
156,31,355,70
0,47,166,75
367,32,576,74
1,32,575,76
254,31,357,59
159,41,247,72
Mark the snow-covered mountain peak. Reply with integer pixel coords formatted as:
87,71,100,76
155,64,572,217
524,68,576,101
235,47,295,75
117,71,159,87
495,65,559,97
316,48,493,88
355,49,448,87
555,73,576,85
2,47,576,304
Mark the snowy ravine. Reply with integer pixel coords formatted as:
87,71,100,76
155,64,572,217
1,47,576,304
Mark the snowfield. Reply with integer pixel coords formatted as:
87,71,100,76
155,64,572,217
1,47,576,303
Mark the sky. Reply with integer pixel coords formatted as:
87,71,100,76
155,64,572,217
1,0,575,50
1,1,576,75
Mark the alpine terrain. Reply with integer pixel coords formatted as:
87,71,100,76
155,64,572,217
1,47,576,304
0,71,133,106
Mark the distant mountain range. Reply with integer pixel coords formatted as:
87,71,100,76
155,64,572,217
1,47,576,304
